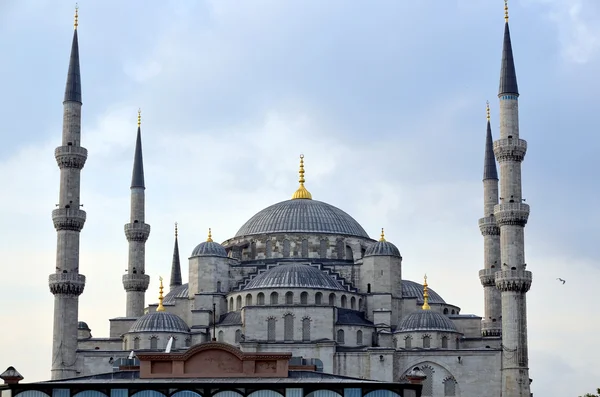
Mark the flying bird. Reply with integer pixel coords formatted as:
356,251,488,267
556,278,566,284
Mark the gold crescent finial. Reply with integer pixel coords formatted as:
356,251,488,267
379,228,386,242
504,0,509,22
207,228,213,242
137,108,141,127
74,3,79,30
175,222,178,238
292,154,313,200
157,276,165,312
422,274,430,310
486,101,490,121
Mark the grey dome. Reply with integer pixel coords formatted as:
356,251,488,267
129,311,190,333
243,263,345,291
78,321,89,330
191,241,227,257
163,284,189,304
402,280,445,304
398,310,458,332
364,240,401,257
235,199,369,238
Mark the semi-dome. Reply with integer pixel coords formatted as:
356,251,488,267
398,310,458,332
129,311,190,333
191,229,227,257
402,280,445,304
243,263,345,291
235,199,369,238
78,321,89,330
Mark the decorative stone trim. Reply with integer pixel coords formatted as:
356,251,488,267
122,273,150,292
52,208,86,231
495,270,532,292
494,203,530,226
478,216,500,236
124,223,151,242
49,273,86,296
55,145,88,169
493,138,527,162
479,268,496,287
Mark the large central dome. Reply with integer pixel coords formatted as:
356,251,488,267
234,199,370,238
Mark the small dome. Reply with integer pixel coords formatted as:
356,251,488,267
78,321,90,330
191,241,227,257
398,310,458,332
402,280,445,304
364,240,401,257
243,263,345,291
163,284,189,304
129,311,190,333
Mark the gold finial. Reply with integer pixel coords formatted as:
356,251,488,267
74,4,79,30
137,108,141,127
422,274,431,310
486,101,490,121
175,222,178,238
207,228,213,242
291,154,313,200
379,228,386,242
504,0,509,22
157,276,165,312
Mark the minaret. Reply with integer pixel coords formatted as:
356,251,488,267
493,3,532,396
49,6,87,380
122,110,150,317
479,102,502,337
170,223,182,290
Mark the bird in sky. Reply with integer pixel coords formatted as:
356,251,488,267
556,278,566,284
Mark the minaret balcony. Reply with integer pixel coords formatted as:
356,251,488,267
493,138,527,162
481,321,502,337
495,269,532,293
124,222,151,242
493,203,529,227
55,145,88,170
479,269,497,287
478,217,500,236
49,273,86,296
52,208,86,231
123,273,150,292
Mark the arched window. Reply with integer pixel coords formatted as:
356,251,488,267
320,239,328,258
257,292,265,305
356,330,363,345
133,337,140,350
423,335,431,348
358,298,363,310
442,336,448,349
150,336,158,349
350,296,356,309
229,297,234,311
300,291,308,305
336,240,344,259
451,309,455,314
345,245,353,261
270,292,279,305
301,239,309,257
443,308,449,315
218,330,224,342
315,292,322,305
404,336,412,349
245,294,252,306
284,313,294,341
265,240,272,258
171,337,177,349
367,283,371,293
250,241,257,259
267,318,276,342
341,295,347,308
455,337,460,349
217,281,221,292
236,295,242,310
444,378,457,396
235,329,242,343
185,338,191,347
337,329,345,344
283,239,291,256
422,366,434,396
329,293,336,306
302,318,311,341
285,291,294,304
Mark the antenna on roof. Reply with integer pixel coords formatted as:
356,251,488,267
165,336,174,353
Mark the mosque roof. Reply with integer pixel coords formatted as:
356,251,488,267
129,311,189,333
242,263,346,291
398,310,458,332
191,241,227,257
77,321,90,330
163,284,189,304
402,280,446,304
364,240,401,258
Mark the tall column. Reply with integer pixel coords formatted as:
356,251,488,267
122,110,150,317
479,103,502,337
493,4,532,397
49,7,86,380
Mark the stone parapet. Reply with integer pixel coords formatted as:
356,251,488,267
481,320,502,337
493,138,527,162
495,270,532,293
124,222,151,242
478,216,500,236
493,203,530,227
123,273,150,292
49,272,86,296
52,208,86,231
55,145,88,169
479,268,497,287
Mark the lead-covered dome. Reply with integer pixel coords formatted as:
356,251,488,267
235,199,369,238
191,241,227,257
243,263,345,291
398,310,458,332
129,311,190,333
365,241,401,257
402,280,445,304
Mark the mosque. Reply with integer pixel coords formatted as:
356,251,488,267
46,3,533,397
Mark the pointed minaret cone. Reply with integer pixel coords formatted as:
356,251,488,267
131,110,145,189
64,16,81,103
170,223,182,290
483,103,498,180
498,19,519,96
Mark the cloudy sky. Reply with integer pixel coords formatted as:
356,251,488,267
1,0,599,395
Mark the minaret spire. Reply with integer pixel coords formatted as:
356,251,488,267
291,154,313,200
123,110,151,318
49,6,87,380
170,223,182,290
493,3,532,396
